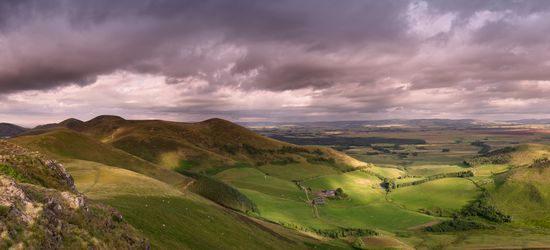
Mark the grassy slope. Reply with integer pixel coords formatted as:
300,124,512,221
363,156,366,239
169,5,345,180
66,159,343,249
11,130,349,249
506,144,550,166
0,141,148,249
488,166,550,228
10,129,191,187
66,116,364,172
389,178,479,215
218,168,434,232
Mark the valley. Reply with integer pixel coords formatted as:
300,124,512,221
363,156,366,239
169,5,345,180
3,117,550,249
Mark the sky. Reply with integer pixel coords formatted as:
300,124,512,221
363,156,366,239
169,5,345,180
1,0,550,126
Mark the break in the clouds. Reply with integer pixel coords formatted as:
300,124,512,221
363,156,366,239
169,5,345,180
1,0,550,125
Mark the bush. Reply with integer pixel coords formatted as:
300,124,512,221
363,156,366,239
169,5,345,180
425,219,495,232
462,191,511,223
0,164,30,183
394,171,474,189
330,187,349,199
464,146,517,166
279,222,377,239
352,238,367,249
0,205,10,217
530,157,550,169
315,228,377,238
471,141,492,154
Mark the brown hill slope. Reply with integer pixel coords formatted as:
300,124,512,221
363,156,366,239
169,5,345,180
31,115,365,172
0,140,148,248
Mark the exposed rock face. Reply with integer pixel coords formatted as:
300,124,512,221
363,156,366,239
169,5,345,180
0,140,150,249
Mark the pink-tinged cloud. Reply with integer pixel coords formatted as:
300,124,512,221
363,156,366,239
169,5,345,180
1,0,550,125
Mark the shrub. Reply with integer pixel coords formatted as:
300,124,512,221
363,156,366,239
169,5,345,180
471,141,492,154
425,219,494,232
315,228,377,238
394,171,474,188
279,222,377,239
0,205,10,217
352,238,367,249
530,157,550,169
464,146,516,166
0,164,30,183
461,191,511,223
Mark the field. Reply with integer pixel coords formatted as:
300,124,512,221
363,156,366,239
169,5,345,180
66,160,334,249
217,168,435,232
388,178,479,216
245,124,550,248
9,117,550,249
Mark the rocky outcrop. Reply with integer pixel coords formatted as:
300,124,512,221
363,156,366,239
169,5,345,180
0,140,149,249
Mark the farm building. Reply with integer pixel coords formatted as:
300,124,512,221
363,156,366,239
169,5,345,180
319,190,336,197
312,197,326,205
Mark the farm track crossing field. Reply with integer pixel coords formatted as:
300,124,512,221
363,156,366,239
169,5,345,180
66,160,329,249
218,168,435,232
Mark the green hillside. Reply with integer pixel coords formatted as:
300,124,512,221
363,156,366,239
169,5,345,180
488,162,550,228
9,121,355,249
465,144,550,167
66,160,337,249
31,116,364,173
11,129,192,188
0,140,148,248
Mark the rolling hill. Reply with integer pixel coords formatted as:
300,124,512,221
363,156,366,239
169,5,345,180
6,133,346,249
23,115,365,173
12,128,192,189
0,123,27,138
465,143,550,167
0,140,148,248
488,159,550,228
462,143,550,228
8,117,363,249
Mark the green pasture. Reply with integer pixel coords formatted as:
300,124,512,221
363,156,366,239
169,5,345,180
66,160,323,249
218,168,435,232
388,178,479,215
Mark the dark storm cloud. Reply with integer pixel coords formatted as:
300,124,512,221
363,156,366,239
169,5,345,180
2,0,550,122
0,0,410,93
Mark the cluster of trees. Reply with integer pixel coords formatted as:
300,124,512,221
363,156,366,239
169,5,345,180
530,157,550,169
471,141,492,154
279,222,377,239
382,171,474,191
464,146,516,166
461,191,511,223
360,169,386,182
425,219,494,232
328,187,349,200
220,143,321,156
314,228,378,238
269,157,299,165
370,146,391,154
271,136,426,147
306,156,336,164
218,143,338,166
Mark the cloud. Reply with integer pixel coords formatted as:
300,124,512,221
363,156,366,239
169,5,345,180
1,0,550,124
